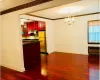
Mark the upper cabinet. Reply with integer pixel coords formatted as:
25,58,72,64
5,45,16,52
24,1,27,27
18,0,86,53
27,21,46,31
22,21,46,37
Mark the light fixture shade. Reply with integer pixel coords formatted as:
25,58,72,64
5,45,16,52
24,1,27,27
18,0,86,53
71,17,75,22
64,13,75,25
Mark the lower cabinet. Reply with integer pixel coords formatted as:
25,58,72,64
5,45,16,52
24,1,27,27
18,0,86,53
23,41,41,70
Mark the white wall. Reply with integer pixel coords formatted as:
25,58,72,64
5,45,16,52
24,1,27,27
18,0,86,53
20,15,55,54
1,14,25,71
53,14,99,55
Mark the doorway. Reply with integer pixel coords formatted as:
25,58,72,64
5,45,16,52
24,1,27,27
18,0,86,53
20,18,47,54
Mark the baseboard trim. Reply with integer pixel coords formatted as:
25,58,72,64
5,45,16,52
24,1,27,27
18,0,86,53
41,52,48,54
1,64,25,72
52,51,88,55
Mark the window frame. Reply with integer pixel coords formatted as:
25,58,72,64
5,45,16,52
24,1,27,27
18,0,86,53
88,20,100,44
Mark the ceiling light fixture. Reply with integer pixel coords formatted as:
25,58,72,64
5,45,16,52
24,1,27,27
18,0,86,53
64,12,75,25
57,6,83,25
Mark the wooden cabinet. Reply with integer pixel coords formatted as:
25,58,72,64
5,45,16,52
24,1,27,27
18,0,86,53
23,41,41,70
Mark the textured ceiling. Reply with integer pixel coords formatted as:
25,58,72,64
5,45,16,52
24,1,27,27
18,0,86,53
28,0,100,19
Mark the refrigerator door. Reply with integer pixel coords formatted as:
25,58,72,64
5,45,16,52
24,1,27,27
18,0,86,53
38,31,46,52
38,31,45,38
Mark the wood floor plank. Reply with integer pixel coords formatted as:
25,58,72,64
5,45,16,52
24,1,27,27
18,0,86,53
0,52,99,80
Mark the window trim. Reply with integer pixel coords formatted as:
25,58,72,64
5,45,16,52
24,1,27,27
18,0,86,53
88,42,99,44
88,20,100,44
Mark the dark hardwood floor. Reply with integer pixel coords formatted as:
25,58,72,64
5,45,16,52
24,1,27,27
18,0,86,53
0,52,99,80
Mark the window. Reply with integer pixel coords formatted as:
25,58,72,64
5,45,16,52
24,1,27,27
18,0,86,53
88,20,100,44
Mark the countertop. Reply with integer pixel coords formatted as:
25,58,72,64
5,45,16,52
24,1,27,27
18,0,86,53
23,39,40,45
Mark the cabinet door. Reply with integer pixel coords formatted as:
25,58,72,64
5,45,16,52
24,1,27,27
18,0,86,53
23,42,41,70
38,21,46,31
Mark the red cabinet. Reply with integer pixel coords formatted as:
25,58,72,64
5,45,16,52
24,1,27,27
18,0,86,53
22,21,46,37
27,21,46,31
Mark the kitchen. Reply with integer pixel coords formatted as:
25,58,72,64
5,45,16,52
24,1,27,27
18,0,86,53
21,18,47,70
